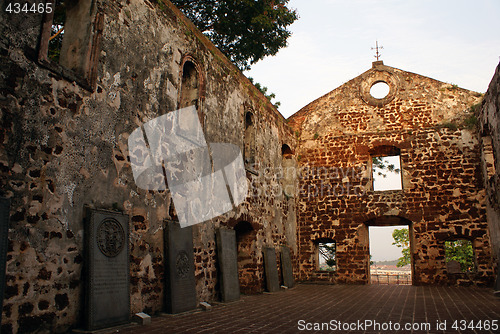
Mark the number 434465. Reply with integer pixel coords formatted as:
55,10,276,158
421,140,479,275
452,320,498,331
5,2,53,14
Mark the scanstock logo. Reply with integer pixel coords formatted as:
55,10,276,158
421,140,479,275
128,106,248,228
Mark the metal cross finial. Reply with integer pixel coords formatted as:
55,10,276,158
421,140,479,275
371,41,383,61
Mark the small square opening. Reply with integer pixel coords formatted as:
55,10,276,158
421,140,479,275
445,239,476,273
372,155,402,191
318,242,336,271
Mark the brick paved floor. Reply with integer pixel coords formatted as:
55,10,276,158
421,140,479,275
97,284,500,334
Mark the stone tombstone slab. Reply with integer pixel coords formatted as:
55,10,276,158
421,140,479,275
85,208,130,331
495,248,500,293
280,246,294,288
164,221,197,313
216,228,240,302
446,260,461,274
0,198,10,327
263,247,280,292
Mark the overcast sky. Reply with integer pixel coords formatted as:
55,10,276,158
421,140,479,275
371,159,405,262
370,226,406,262
246,0,500,119
245,0,500,262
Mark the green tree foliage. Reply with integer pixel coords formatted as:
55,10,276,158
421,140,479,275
372,156,400,178
171,0,298,70
247,77,281,108
48,0,66,62
445,240,475,272
392,230,475,272
392,228,411,267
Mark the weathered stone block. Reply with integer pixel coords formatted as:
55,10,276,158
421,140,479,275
216,228,240,302
199,301,212,311
133,312,151,326
280,246,294,288
164,221,197,313
263,247,280,292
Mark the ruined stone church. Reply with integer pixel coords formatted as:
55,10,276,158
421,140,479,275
0,0,499,333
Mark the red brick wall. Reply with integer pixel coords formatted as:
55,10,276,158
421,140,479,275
290,62,495,286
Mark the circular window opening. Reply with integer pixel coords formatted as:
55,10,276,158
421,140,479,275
370,81,390,99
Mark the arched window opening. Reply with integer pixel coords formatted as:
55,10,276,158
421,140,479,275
234,221,254,242
281,143,296,198
234,221,258,294
282,144,293,159
180,61,199,110
244,112,255,164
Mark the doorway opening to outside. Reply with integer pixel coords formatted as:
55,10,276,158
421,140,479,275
366,216,413,285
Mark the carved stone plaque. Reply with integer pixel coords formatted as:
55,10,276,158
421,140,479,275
164,221,197,313
263,247,280,292
216,228,240,302
0,198,10,327
280,246,294,288
85,208,129,330
96,218,125,257
175,250,190,279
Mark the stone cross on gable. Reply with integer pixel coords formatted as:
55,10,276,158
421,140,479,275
372,41,383,61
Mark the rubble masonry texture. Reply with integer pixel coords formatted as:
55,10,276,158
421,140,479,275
478,63,500,264
0,0,296,332
0,0,498,333
288,62,495,286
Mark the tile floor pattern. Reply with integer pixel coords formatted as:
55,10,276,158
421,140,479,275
98,284,500,334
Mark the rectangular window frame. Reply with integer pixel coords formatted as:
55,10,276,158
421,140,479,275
37,0,103,91
317,241,336,272
371,154,403,192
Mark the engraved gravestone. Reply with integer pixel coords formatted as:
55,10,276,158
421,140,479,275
263,247,280,292
495,248,500,294
84,208,129,331
280,246,294,288
216,228,240,302
0,198,10,327
164,221,197,313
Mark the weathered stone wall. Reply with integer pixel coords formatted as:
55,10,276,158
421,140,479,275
288,61,494,286
0,0,296,332
478,62,500,264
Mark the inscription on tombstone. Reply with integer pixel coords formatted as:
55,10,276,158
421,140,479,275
263,247,280,292
495,248,500,294
280,246,294,288
0,198,10,327
164,221,197,313
216,228,240,302
85,208,130,330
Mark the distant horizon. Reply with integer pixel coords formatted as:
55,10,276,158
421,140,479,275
371,260,411,268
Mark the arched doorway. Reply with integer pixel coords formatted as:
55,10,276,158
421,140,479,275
364,216,414,285
233,221,259,294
